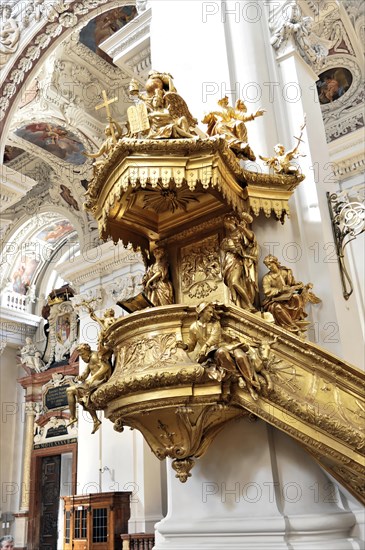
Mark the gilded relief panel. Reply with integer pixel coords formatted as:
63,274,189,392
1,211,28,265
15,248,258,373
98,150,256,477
179,234,225,305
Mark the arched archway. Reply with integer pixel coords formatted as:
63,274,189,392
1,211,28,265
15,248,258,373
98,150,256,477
0,0,141,152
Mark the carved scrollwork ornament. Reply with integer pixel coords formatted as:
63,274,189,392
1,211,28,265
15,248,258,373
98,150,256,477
113,418,124,433
0,4,20,68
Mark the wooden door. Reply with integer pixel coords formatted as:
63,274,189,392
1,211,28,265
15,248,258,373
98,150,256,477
39,455,61,550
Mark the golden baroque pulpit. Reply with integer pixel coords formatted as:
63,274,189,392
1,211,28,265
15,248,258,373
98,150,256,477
79,72,364,503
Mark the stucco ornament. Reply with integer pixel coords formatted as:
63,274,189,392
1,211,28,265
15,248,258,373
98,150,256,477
269,0,330,66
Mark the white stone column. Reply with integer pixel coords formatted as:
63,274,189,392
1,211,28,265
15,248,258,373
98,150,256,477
155,417,361,549
127,432,163,534
0,313,40,545
19,402,36,512
266,5,364,366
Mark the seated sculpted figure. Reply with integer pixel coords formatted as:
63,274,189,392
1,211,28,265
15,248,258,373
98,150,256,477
262,255,321,335
84,119,125,170
177,302,261,400
202,96,265,160
20,337,45,373
147,89,196,139
128,71,201,138
67,343,112,433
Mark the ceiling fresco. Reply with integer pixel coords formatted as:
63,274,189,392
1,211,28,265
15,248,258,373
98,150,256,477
79,5,137,65
15,123,86,165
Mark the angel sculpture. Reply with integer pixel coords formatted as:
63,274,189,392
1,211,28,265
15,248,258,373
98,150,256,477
259,120,306,176
20,337,45,373
202,96,265,161
300,283,322,309
79,301,117,361
84,119,125,169
67,343,112,434
128,70,202,139
147,89,197,139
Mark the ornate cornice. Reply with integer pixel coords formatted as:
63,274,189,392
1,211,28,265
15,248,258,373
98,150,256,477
0,306,41,346
57,240,143,287
0,164,37,212
84,137,303,248
331,152,365,180
97,7,151,78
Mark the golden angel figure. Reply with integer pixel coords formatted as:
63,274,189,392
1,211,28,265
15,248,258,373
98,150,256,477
260,119,306,175
80,302,117,360
67,343,112,434
202,96,265,160
84,119,125,169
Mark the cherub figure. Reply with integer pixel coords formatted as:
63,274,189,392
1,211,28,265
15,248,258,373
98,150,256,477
84,119,125,170
202,96,265,160
20,337,45,373
81,302,117,360
261,255,321,336
0,5,20,68
260,120,306,175
67,343,112,434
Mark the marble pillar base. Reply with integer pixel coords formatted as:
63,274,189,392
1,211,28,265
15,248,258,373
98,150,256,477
13,514,28,549
154,418,363,549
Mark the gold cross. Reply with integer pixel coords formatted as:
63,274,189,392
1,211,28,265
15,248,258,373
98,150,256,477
95,90,119,143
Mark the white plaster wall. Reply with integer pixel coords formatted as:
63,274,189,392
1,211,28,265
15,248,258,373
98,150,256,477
74,255,163,532
150,0,232,127
150,0,364,369
0,347,25,536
